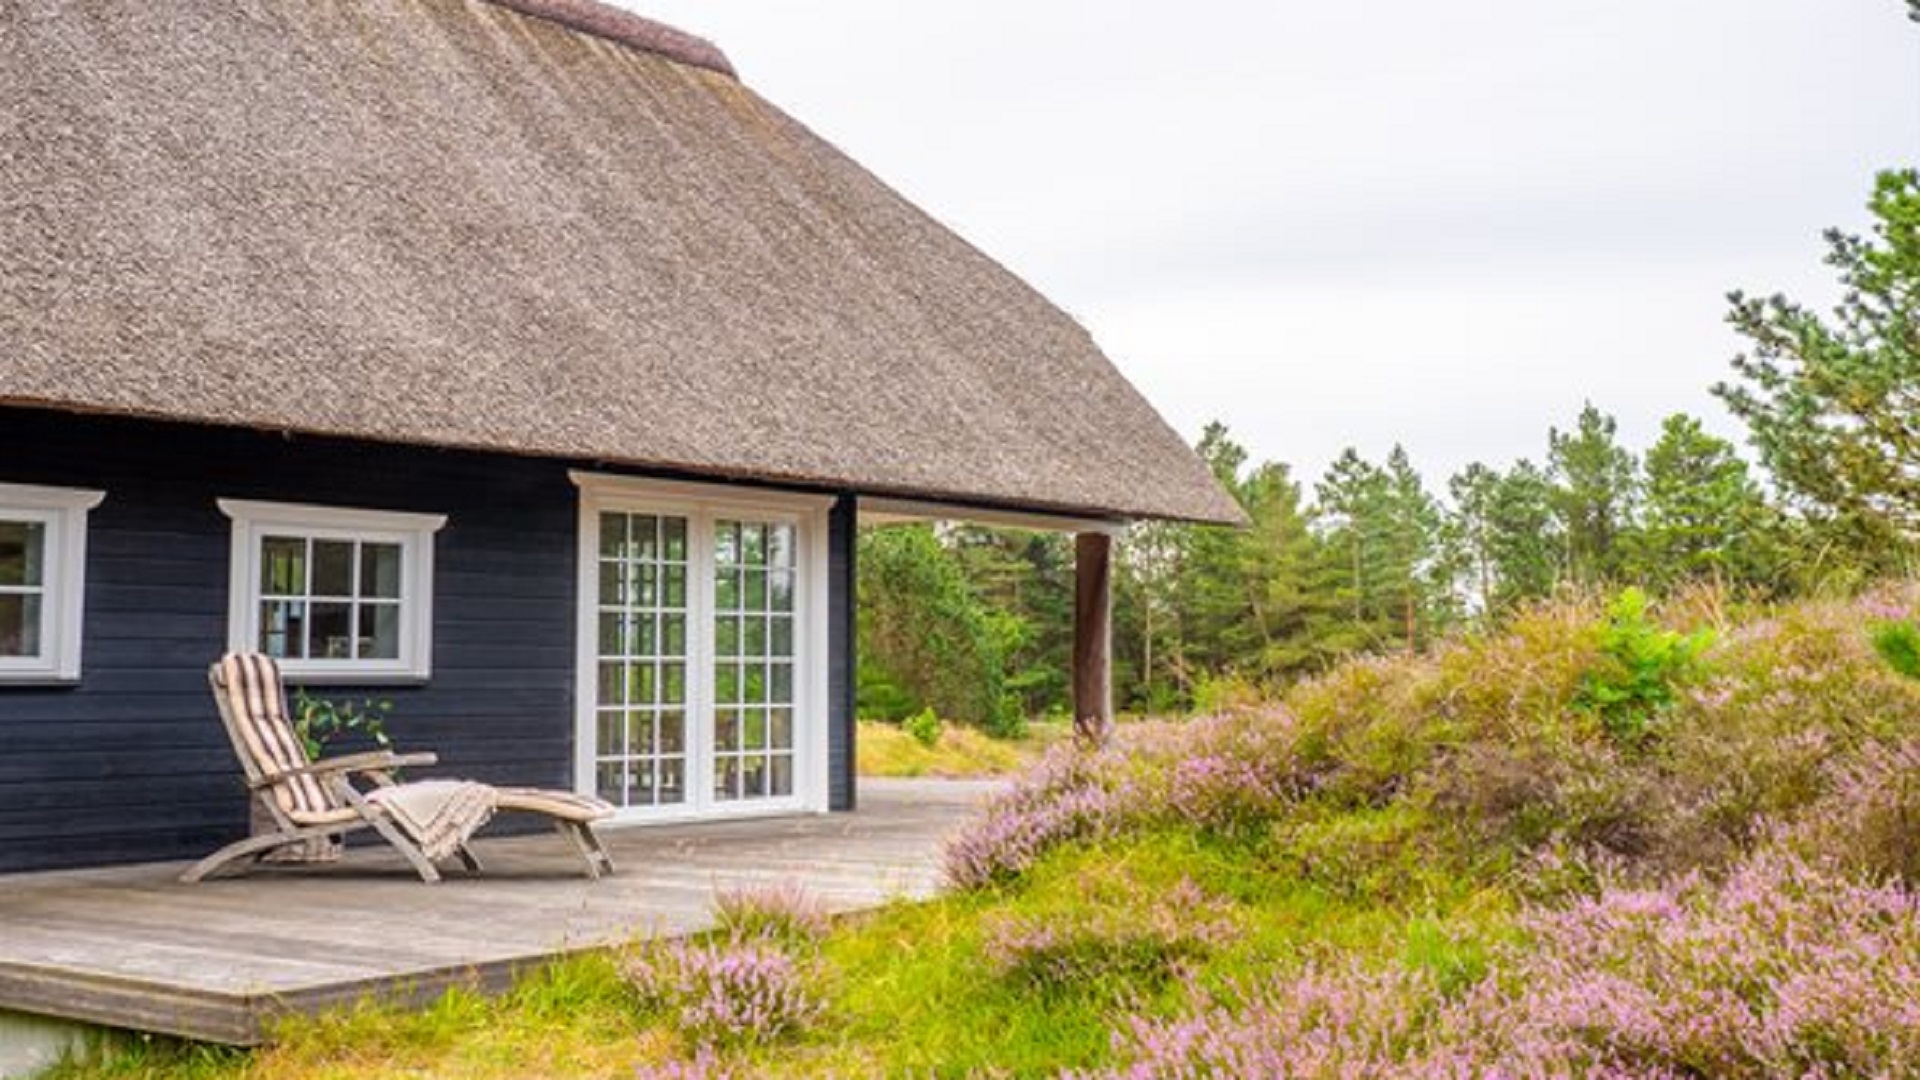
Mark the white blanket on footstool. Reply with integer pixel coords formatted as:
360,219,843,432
367,780,498,862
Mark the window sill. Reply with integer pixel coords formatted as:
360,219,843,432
0,672,82,688
276,669,432,688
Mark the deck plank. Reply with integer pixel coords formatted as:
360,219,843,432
0,780,989,1043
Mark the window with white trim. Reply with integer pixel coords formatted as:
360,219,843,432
218,500,446,683
0,483,105,683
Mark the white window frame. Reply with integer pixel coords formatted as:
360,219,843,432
218,499,446,684
0,483,105,684
571,472,833,822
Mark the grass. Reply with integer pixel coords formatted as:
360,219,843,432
54,829,1507,1080
854,718,1058,778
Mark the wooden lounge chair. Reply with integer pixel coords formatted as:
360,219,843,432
183,652,616,884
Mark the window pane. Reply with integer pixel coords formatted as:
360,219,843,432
715,756,741,800
261,537,306,596
715,522,741,567
633,760,657,805
744,618,767,658
768,525,794,570
361,543,403,600
629,663,657,706
662,517,688,562
597,710,624,758
770,754,794,797
661,662,685,705
0,593,40,658
744,665,767,704
659,757,686,804
260,600,307,658
662,565,687,609
715,709,739,751
770,615,793,656
716,616,740,657
662,614,686,656
770,708,793,749
770,663,793,705
742,754,768,797
358,602,401,660
596,760,626,805
742,524,767,566
769,571,795,613
598,561,624,607
310,602,353,658
311,541,354,597
659,711,686,754
744,569,767,610
598,661,627,706
634,565,658,607
634,516,660,561
742,709,768,751
635,615,659,658
0,521,45,588
715,570,740,612
598,514,628,560
598,612,626,657
628,711,656,757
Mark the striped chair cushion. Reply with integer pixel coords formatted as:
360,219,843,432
218,652,341,823
496,787,616,823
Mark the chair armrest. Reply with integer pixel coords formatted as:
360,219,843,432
252,750,438,788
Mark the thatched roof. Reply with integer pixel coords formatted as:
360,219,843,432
0,0,1244,526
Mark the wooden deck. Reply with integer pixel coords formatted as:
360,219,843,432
0,780,993,1046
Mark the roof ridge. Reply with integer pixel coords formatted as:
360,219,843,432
480,0,735,78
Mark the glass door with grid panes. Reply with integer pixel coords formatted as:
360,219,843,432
593,513,692,812
584,496,813,818
709,518,799,804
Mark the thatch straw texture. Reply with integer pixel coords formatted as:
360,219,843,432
0,0,1244,525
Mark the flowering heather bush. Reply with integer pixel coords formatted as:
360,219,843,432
711,882,831,945
1091,851,1920,1078
945,741,1136,888
953,590,1920,895
982,878,1236,991
635,1048,735,1080
621,938,823,1048
1780,737,1920,884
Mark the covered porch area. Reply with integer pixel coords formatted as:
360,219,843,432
0,780,991,1048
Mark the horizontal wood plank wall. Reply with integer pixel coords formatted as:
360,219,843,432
827,495,857,811
0,407,856,873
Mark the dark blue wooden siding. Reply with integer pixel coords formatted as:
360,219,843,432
828,495,858,811
0,408,855,874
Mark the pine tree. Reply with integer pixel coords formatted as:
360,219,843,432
1446,463,1504,615
1315,449,1396,647
1548,404,1638,585
1630,414,1778,590
1486,460,1563,608
1715,170,1920,558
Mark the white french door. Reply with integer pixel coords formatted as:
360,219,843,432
573,474,830,821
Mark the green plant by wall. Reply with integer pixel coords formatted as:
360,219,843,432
291,689,395,761
1576,588,1714,749
1871,619,1920,680
902,706,943,749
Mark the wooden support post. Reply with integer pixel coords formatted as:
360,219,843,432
1073,531,1113,745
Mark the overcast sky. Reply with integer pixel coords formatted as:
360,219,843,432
625,1,1917,491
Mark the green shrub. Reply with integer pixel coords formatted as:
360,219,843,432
902,706,942,748
1575,588,1714,748
290,690,394,760
1871,619,1920,680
